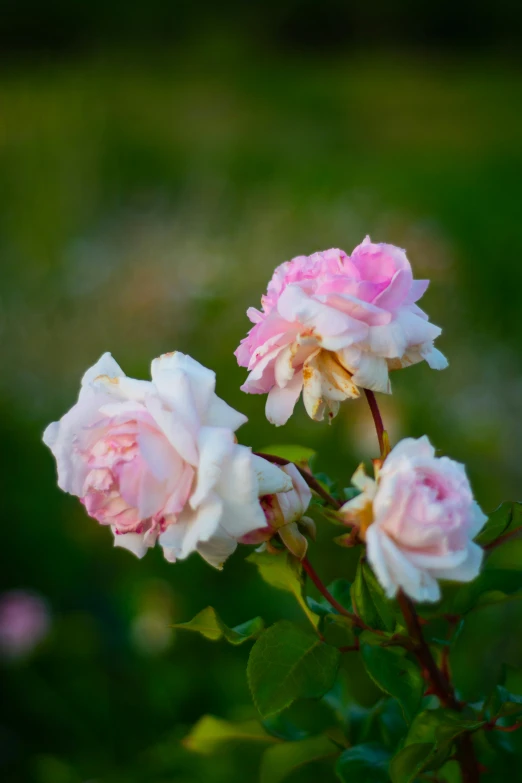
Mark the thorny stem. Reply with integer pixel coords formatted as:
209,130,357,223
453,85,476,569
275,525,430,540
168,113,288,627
397,591,480,783
483,526,522,552
363,389,386,458
363,392,481,783
254,452,342,510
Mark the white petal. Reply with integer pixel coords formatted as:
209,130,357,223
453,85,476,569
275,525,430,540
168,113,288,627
367,527,440,602
94,376,152,402
302,353,326,421
252,455,293,495
382,436,435,471
190,427,234,509
145,387,199,467
420,343,449,370
469,502,488,538
430,542,483,582
112,528,151,559
216,445,267,538
275,344,296,388
338,348,391,394
406,547,468,571
160,493,224,561
266,371,304,426
365,526,400,598
197,527,238,569
277,284,356,338
353,464,376,495
247,344,286,383
151,352,216,418
81,353,124,389
205,394,247,432
280,463,312,511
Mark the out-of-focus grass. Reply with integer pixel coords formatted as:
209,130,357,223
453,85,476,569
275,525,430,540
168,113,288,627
2,50,522,782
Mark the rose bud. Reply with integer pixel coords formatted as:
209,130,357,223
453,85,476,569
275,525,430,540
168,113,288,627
240,463,313,559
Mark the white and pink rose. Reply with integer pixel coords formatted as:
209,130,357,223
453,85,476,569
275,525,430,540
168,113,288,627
43,351,292,567
236,238,447,426
341,436,487,602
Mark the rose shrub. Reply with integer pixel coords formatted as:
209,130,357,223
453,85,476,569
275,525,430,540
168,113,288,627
43,238,520,783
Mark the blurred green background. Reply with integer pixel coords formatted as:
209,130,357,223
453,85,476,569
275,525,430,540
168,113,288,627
2,3,522,781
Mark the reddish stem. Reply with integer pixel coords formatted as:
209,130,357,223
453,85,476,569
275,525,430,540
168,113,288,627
363,389,386,457
495,724,522,733
397,592,480,783
483,526,522,552
361,392,480,782
338,642,360,653
302,555,384,634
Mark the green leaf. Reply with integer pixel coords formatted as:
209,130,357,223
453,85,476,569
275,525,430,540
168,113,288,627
352,560,396,632
336,743,390,782
247,550,319,629
306,579,353,617
262,715,309,742
390,743,433,783
489,685,522,719
260,734,337,783
409,708,483,747
475,501,522,547
173,606,264,645
248,620,341,719
451,591,522,701
323,614,356,648
452,540,522,613
378,698,408,751
183,715,275,753
391,708,486,780
259,444,316,467
361,645,423,723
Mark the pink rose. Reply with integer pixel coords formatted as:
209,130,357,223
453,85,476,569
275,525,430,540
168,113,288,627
341,437,487,602
235,238,447,426
0,590,50,659
43,352,291,567
240,463,313,555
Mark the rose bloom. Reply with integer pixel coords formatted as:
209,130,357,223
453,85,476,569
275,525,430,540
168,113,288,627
0,590,50,660
341,436,487,602
236,238,447,426
43,352,291,568
240,463,313,558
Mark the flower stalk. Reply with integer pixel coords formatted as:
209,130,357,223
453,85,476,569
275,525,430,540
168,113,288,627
364,391,481,783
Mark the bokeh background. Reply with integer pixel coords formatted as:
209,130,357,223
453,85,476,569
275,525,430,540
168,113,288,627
2,2,522,781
